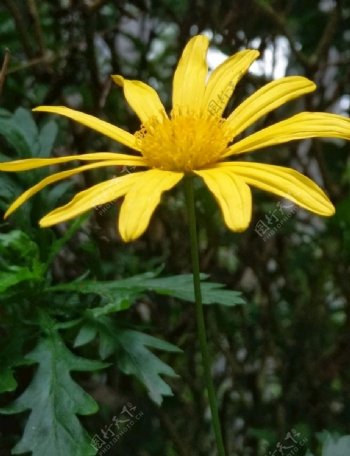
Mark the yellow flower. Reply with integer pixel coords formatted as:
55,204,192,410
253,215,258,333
1,35,350,241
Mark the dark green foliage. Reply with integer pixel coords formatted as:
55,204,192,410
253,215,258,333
0,118,243,453
0,332,104,456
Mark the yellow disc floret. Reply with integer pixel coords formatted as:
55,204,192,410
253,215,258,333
136,109,230,172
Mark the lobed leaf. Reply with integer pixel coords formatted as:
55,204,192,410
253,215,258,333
49,273,245,308
74,317,181,405
0,332,107,456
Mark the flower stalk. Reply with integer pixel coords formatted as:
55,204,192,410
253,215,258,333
184,176,226,456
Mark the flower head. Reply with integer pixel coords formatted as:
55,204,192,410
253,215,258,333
1,35,350,241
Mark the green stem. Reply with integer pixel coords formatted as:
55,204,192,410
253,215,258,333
184,176,226,456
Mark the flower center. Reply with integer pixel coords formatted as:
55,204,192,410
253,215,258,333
136,109,230,172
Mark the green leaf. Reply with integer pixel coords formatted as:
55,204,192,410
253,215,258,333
38,120,58,157
46,180,74,207
0,367,17,393
0,332,107,456
75,317,181,405
0,332,33,393
0,117,30,153
0,230,40,265
74,324,98,348
48,279,141,315
88,296,132,317
12,108,39,153
140,274,245,306
49,273,245,308
0,174,24,208
0,268,40,294
0,108,56,158
116,329,181,405
0,230,45,294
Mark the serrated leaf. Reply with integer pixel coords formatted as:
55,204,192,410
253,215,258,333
115,329,182,405
48,280,140,315
74,317,121,359
0,333,107,456
77,317,181,405
141,274,245,306
49,273,245,308
0,332,32,393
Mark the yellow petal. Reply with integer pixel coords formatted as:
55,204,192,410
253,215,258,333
118,169,183,242
172,35,209,111
0,152,146,172
33,106,140,151
194,167,252,232
225,76,316,138
39,172,141,227
4,159,146,219
221,161,334,216
112,75,167,124
225,112,350,157
203,49,259,116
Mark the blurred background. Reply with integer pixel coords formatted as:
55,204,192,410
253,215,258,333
1,0,350,455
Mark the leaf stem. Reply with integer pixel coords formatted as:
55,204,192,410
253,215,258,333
184,176,226,456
